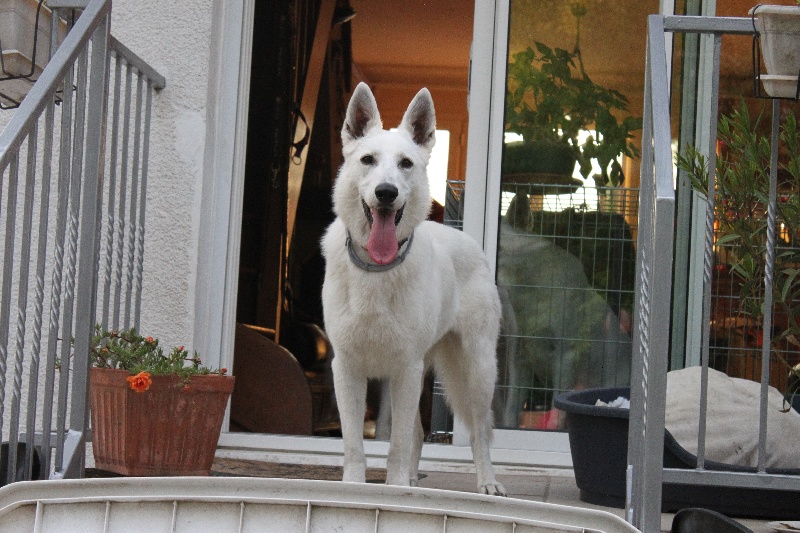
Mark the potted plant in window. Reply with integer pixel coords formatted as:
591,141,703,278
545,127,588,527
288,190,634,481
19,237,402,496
88,326,234,476
750,3,800,99
503,5,641,188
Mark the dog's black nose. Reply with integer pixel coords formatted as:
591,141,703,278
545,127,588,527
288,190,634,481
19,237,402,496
375,183,399,205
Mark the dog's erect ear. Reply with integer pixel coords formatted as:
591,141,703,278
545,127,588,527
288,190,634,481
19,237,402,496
342,82,382,145
399,88,436,150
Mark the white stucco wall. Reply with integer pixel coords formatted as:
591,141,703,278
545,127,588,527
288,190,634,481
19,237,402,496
109,0,215,355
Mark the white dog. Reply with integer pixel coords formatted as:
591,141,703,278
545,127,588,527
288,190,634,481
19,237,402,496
321,83,506,495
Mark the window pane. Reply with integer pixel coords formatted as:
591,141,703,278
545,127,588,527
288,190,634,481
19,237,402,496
492,0,654,430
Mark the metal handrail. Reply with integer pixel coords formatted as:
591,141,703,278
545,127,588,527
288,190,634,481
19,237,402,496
0,0,164,483
109,36,166,91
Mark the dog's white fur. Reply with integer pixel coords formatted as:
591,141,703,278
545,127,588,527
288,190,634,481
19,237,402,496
321,83,505,495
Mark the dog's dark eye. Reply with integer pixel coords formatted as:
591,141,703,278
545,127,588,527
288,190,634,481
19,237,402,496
360,155,375,165
399,158,413,169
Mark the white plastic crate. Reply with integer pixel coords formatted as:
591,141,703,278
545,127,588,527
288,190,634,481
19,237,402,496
0,477,639,532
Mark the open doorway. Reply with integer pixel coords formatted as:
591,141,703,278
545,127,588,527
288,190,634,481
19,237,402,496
228,0,475,439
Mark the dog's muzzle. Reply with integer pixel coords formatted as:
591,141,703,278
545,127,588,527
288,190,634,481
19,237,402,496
360,187,407,265
361,198,404,226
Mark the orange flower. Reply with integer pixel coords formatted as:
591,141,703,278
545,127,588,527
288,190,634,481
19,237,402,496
145,336,155,344
126,371,152,393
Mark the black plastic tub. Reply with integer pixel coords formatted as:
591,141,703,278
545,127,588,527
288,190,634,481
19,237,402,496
554,387,800,519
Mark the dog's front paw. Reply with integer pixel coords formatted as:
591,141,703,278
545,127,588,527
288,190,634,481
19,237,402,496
479,482,507,497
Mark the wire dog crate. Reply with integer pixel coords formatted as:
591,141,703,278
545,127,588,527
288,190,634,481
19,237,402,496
443,179,638,431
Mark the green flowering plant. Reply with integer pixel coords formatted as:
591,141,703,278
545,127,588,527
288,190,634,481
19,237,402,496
90,325,228,391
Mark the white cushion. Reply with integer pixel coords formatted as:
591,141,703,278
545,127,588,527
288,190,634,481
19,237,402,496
665,366,800,469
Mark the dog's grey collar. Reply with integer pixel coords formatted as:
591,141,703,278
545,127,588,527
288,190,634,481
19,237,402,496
346,230,414,272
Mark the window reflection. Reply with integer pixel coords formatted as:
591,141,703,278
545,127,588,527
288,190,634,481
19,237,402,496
493,0,652,430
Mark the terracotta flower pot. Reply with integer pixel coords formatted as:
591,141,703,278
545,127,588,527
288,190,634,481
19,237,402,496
89,367,235,476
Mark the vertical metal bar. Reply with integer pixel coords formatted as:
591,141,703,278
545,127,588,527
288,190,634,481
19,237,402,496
103,501,111,533
25,86,58,482
24,4,62,480
627,34,654,525
124,73,143,330
134,80,153,329
671,26,701,372
42,59,76,480
33,500,44,533
102,55,122,331
7,124,39,484
757,99,780,473
170,501,178,532
628,15,675,532
0,154,21,444
55,45,90,473
112,62,133,331
64,14,109,478
696,33,722,471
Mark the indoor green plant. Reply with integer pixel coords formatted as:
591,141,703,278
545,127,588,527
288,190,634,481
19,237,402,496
504,5,641,187
677,99,800,405
89,326,234,476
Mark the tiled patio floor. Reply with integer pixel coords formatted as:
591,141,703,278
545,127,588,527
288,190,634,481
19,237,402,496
205,458,779,533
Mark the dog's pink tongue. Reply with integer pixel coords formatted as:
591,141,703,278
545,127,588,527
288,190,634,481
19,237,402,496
367,209,398,265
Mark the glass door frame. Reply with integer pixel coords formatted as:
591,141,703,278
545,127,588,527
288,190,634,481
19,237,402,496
458,0,570,454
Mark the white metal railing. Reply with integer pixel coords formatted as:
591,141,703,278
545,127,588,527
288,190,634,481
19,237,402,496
628,14,800,532
0,0,164,484
625,15,676,533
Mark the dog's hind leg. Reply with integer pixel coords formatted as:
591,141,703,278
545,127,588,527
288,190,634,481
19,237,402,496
468,412,506,496
435,335,507,496
409,390,425,486
332,356,368,483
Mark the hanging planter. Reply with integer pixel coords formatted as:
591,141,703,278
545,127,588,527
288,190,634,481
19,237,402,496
90,368,235,476
751,4,800,99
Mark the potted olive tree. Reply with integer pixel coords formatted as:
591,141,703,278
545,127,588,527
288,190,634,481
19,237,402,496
678,99,800,401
